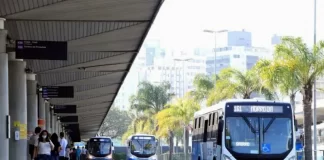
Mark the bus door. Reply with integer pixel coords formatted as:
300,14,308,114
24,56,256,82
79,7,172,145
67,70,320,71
203,120,208,142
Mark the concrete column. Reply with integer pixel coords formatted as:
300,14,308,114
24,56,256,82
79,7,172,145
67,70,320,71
38,93,46,130
45,102,51,133
8,52,27,160
0,18,9,160
53,115,57,134
58,121,61,133
56,120,59,133
27,74,38,138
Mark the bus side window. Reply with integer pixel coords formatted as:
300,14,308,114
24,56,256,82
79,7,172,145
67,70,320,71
212,112,218,139
193,118,198,140
208,114,212,140
199,117,203,141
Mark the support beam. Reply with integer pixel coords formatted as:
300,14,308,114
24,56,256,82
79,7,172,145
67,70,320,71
8,52,27,160
27,73,38,139
0,17,9,160
38,92,46,130
45,102,51,133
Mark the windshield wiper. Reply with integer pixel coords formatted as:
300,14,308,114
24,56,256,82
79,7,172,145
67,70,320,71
241,115,257,133
263,118,275,133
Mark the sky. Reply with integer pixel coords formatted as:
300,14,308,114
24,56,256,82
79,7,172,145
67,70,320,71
146,0,324,49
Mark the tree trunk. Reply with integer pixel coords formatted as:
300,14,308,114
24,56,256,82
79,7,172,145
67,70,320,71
243,93,250,99
175,137,179,153
168,130,174,160
133,122,137,133
289,93,296,113
302,83,313,160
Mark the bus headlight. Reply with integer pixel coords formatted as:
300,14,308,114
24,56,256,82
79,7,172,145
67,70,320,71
88,154,94,159
129,155,138,160
223,154,232,160
106,154,113,159
288,156,296,160
149,155,157,160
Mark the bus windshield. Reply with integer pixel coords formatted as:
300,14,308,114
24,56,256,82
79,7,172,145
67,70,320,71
130,136,156,156
225,116,293,154
88,139,111,156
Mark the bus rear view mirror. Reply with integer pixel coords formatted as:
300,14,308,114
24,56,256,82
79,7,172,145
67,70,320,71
155,139,159,146
294,119,298,131
217,119,224,145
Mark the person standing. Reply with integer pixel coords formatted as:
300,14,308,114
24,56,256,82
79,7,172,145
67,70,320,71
29,127,41,160
59,132,68,160
81,147,87,160
50,133,62,160
34,130,55,160
76,146,81,160
65,146,71,160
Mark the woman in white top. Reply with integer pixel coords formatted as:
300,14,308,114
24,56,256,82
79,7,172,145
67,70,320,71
33,130,54,160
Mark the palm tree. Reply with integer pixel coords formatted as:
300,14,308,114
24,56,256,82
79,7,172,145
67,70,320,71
189,73,217,102
125,81,173,154
130,81,174,114
156,94,200,160
206,67,275,106
269,37,324,160
254,59,300,111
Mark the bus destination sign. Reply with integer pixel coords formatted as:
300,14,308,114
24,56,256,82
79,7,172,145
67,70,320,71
233,105,283,113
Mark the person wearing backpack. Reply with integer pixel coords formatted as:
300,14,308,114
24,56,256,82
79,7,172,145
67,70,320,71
33,130,55,160
50,133,62,160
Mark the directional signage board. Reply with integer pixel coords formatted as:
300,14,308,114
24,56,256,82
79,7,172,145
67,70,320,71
42,86,74,98
54,105,77,114
15,40,67,60
60,116,78,123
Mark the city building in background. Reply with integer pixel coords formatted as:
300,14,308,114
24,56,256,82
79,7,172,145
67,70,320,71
143,53,206,98
113,31,286,110
205,29,272,76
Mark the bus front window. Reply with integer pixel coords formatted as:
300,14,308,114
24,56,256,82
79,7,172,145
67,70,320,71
225,116,293,155
131,138,156,156
262,118,292,154
88,141,111,156
225,117,259,154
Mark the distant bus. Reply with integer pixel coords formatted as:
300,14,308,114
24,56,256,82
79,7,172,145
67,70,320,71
192,99,297,160
126,134,158,160
86,136,113,160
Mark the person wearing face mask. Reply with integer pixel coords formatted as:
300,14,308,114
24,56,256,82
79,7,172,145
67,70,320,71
34,130,55,160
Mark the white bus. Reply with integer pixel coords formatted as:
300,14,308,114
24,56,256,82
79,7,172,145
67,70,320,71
126,134,158,160
86,136,113,160
192,99,297,160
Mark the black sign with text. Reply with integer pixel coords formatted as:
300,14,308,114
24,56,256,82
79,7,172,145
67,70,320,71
15,40,67,60
54,105,77,114
60,116,78,123
42,86,74,98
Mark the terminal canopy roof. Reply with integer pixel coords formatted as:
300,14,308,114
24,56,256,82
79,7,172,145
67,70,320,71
1,0,164,141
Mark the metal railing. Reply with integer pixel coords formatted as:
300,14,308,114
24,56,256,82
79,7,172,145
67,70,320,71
157,153,192,160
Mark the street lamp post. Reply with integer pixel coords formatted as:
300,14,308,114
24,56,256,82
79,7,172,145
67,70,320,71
313,0,317,158
203,29,228,76
173,58,192,160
